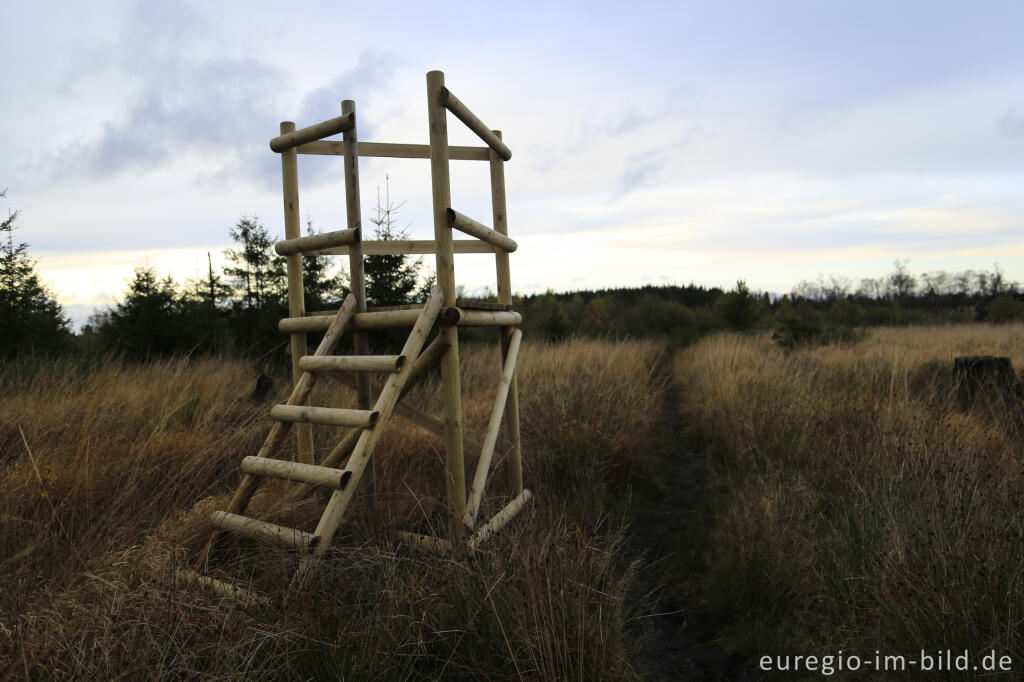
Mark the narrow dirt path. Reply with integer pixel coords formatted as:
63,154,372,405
627,385,753,680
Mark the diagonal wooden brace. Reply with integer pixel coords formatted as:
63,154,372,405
464,328,522,527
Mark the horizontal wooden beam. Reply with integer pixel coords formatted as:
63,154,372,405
395,531,453,554
241,455,347,490
209,510,320,550
396,491,534,554
296,140,491,161
454,310,522,327
270,404,378,428
274,228,360,256
298,354,405,373
467,489,533,550
269,114,354,153
310,300,511,314
280,307,462,334
447,209,517,253
311,239,495,257
439,87,511,161
176,569,269,608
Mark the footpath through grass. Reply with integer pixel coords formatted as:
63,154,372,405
674,324,1024,678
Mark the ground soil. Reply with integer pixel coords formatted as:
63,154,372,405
627,386,755,681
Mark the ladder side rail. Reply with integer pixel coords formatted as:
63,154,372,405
280,121,316,466
293,287,445,586
341,99,377,515
195,294,356,570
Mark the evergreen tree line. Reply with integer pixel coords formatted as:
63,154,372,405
515,260,1024,347
0,189,431,360
3,184,1023,360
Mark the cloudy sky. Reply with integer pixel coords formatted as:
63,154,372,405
2,1,1022,327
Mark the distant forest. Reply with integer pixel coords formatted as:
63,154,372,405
2,187,1023,361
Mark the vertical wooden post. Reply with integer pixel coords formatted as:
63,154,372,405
488,130,523,496
280,121,315,466
341,100,377,513
426,70,467,532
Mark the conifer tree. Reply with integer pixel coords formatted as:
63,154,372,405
223,216,285,310
0,189,71,357
301,218,349,311
364,178,433,306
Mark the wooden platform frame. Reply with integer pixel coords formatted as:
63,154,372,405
195,71,530,591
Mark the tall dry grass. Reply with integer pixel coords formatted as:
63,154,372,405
1,337,665,679
675,324,1024,672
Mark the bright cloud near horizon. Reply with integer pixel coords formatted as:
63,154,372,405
2,1,1023,328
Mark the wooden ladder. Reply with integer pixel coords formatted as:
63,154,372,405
188,286,445,595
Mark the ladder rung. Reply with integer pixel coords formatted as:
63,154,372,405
270,404,378,428
240,456,347,489
177,569,269,608
209,510,320,550
298,354,405,373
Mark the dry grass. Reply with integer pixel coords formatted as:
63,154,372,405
675,324,1024,673
0,338,665,679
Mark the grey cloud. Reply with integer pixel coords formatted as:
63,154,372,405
296,50,397,138
999,107,1024,139
61,56,284,178
605,111,649,136
619,148,671,194
615,126,704,196
529,105,660,175
51,1,396,191
288,51,398,187
52,0,285,186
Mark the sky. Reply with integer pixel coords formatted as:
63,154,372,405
2,0,1022,328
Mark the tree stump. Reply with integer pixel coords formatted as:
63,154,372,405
953,356,1015,403
251,373,275,402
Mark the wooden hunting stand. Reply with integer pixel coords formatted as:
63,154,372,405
191,71,531,593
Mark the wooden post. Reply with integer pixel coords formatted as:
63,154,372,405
280,120,315,466
489,130,523,496
427,70,468,534
342,99,377,515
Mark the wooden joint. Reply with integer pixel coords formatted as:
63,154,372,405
275,228,360,256
438,86,512,161
270,113,355,152
446,209,517,252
